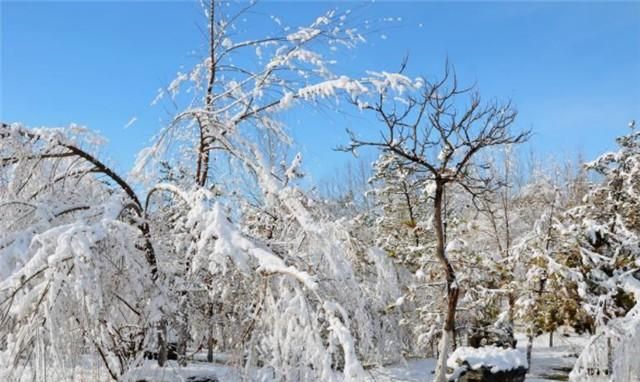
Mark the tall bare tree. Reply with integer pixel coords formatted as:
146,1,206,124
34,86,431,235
343,65,530,382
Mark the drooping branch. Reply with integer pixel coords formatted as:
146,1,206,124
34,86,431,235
0,123,158,278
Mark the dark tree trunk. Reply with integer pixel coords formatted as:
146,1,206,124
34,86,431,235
433,181,460,382
526,333,533,369
158,320,168,367
207,304,215,363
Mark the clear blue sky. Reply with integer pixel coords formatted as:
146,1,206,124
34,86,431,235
2,1,639,183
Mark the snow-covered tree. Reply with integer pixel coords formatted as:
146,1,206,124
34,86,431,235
0,124,159,380
368,152,432,268
0,2,420,380
558,123,640,381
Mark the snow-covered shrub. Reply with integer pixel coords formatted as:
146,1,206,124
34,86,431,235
549,124,640,381
447,346,528,381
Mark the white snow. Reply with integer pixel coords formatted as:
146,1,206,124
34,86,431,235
123,116,137,129
287,27,321,42
279,91,295,108
447,346,528,373
297,76,368,100
365,71,414,94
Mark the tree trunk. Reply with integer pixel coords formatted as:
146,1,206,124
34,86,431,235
207,333,214,363
607,336,613,375
177,312,189,366
508,292,515,325
432,182,459,382
207,303,215,362
176,290,191,366
435,330,453,382
158,320,168,367
549,330,553,348
508,292,516,348
526,333,533,370
452,326,458,351
196,0,216,187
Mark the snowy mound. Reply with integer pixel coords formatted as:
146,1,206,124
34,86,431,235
447,346,528,373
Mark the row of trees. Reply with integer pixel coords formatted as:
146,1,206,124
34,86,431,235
327,119,639,381
1,2,638,381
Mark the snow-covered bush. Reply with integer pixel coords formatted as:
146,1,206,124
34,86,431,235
547,124,640,381
447,345,527,381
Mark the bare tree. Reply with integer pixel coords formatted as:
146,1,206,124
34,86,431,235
342,65,530,382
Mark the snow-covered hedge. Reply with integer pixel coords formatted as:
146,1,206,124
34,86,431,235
447,346,528,378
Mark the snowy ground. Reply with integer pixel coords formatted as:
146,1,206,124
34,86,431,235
367,330,588,382
126,359,438,382
118,331,589,381
125,361,245,382
517,331,588,382
368,358,436,381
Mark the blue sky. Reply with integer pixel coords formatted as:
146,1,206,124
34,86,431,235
2,1,639,183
